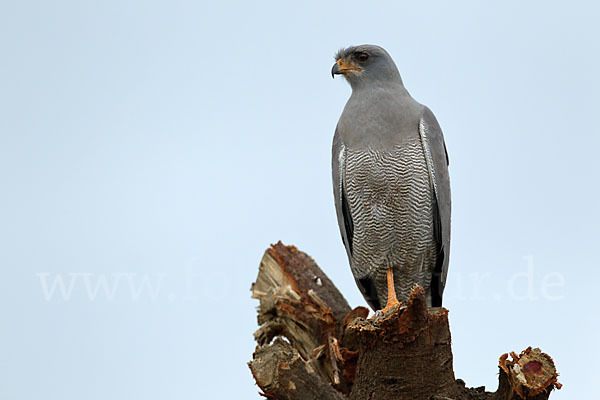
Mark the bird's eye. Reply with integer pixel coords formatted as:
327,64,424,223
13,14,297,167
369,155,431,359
355,52,369,62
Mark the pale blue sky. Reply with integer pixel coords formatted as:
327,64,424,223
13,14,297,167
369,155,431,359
1,1,598,398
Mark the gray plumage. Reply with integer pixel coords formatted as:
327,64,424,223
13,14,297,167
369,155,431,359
331,45,451,310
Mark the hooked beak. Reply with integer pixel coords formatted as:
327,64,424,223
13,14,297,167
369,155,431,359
331,62,342,78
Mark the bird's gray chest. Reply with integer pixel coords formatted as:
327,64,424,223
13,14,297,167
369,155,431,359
344,138,436,272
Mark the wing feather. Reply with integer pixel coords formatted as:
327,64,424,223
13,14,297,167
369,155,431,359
418,107,451,306
332,127,353,261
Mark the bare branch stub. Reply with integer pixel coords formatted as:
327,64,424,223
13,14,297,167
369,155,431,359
496,347,562,400
249,242,359,395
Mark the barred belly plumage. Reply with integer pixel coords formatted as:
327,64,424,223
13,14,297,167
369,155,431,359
344,138,437,304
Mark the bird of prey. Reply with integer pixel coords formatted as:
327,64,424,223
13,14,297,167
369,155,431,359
331,44,451,312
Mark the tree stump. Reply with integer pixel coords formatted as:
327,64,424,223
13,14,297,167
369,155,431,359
348,287,458,400
248,242,561,400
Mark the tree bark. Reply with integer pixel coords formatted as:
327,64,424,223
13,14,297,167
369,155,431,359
348,287,458,400
248,242,561,400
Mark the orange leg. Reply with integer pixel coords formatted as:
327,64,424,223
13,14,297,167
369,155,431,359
379,267,402,313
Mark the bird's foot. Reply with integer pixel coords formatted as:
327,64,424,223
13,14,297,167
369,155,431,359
372,299,403,320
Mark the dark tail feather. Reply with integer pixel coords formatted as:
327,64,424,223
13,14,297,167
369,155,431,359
430,250,444,307
357,275,381,311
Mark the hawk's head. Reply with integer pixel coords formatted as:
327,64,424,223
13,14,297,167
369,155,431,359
331,44,402,88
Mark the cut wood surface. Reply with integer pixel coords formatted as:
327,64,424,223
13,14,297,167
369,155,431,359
248,242,561,400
